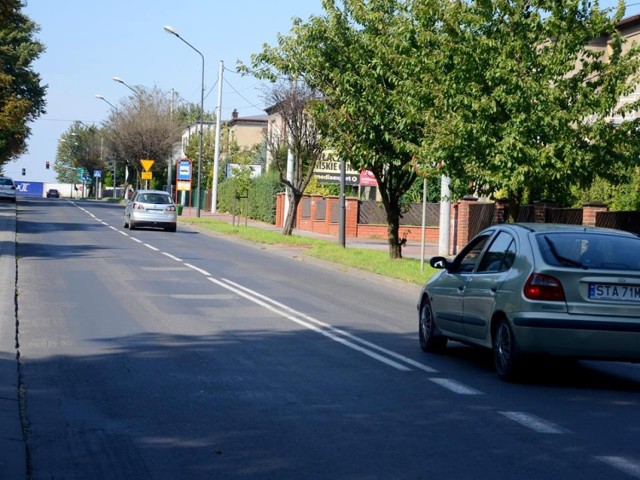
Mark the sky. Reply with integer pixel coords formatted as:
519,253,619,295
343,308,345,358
9,0,323,183
9,0,638,183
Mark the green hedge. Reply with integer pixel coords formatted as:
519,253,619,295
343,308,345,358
217,171,284,224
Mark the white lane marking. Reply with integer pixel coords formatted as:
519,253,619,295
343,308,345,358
209,277,412,371
131,237,142,243
221,277,438,374
161,252,182,262
430,378,482,395
144,243,159,252
118,231,128,236
597,456,640,479
109,226,119,232
184,263,211,276
499,411,566,434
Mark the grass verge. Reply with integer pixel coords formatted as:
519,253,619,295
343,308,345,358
179,217,437,285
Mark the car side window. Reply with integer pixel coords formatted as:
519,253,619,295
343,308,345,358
453,234,492,273
476,232,516,273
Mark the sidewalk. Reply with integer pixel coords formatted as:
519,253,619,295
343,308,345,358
0,205,25,479
178,206,440,260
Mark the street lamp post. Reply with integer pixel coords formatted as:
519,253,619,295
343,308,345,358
164,25,204,218
95,94,118,197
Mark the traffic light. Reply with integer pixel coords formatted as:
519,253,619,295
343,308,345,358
46,161,50,169
21,168,26,176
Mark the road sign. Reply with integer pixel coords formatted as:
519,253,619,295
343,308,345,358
176,158,192,181
141,171,152,180
94,170,102,178
141,159,154,172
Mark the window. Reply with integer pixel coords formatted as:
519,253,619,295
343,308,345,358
477,232,516,273
454,234,492,273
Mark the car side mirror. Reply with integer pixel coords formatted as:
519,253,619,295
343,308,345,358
429,256,450,270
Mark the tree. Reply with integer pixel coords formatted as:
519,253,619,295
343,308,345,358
102,86,182,189
262,80,324,236
54,123,104,193
0,0,46,169
413,0,640,219
245,0,433,256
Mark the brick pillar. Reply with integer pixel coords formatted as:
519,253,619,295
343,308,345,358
493,199,509,224
345,197,359,238
275,193,284,228
533,200,557,223
452,196,477,254
582,202,608,227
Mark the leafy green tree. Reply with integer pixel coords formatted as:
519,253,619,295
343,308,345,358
0,0,46,169
245,0,432,256
54,123,105,194
414,0,640,219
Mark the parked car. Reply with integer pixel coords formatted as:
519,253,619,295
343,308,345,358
0,176,16,203
124,189,177,232
418,223,640,381
46,189,60,198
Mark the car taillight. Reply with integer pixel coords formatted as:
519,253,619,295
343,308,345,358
524,273,566,301
166,205,176,212
133,203,145,210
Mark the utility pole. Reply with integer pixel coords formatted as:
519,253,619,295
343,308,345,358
211,60,224,214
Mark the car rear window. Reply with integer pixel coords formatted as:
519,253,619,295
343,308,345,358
137,194,172,204
0,178,13,186
536,232,640,271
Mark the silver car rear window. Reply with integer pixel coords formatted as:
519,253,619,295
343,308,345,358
536,232,640,271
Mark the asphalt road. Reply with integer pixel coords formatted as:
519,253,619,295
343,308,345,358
2,197,640,479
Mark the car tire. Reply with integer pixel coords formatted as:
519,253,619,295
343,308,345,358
165,225,176,232
123,217,129,229
419,298,447,353
492,318,522,382
129,222,135,230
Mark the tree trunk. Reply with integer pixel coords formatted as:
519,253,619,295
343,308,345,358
282,190,301,236
386,206,403,259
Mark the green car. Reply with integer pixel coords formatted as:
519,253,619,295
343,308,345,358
418,223,640,381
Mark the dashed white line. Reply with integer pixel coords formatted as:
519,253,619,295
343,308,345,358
597,456,640,478
429,378,482,395
499,411,566,434
131,237,142,243
144,243,159,251
161,252,182,262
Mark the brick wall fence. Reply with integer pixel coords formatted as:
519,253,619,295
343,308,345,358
276,193,639,255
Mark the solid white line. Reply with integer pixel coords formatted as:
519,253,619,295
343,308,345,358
499,411,566,434
597,456,640,478
430,378,482,395
144,243,159,251
161,252,182,262
220,277,438,373
185,263,211,276
209,277,411,371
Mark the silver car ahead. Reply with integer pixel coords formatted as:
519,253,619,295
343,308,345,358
418,223,640,381
124,189,177,232
0,177,17,203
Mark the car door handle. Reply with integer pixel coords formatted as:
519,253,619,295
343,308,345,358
457,286,465,292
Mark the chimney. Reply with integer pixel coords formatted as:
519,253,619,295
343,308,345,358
231,109,238,120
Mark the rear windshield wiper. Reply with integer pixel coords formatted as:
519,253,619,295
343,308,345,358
543,235,586,268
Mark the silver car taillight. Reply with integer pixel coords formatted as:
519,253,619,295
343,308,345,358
524,273,566,302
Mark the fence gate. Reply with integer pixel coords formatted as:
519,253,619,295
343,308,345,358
468,203,495,238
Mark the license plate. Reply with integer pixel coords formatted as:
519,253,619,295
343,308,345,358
589,283,640,302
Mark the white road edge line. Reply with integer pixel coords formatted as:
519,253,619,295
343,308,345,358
596,456,640,479
499,411,566,434
220,277,438,374
185,263,211,276
209,277,412,372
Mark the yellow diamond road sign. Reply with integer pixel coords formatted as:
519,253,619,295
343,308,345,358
141,159,154,172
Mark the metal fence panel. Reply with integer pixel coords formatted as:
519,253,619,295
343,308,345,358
596,211,640,235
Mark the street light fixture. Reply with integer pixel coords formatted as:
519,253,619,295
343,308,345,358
112,76,141,97
164,24,204,218
95,94,117,110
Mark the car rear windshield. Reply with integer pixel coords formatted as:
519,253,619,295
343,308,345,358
536,232,640,271
0,178,13,186
137,194,172,204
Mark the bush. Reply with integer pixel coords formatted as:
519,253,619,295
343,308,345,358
217,170,284,224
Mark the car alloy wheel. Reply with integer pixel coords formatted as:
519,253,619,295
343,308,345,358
419,299,447,353
493,318,521,381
